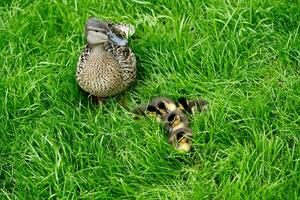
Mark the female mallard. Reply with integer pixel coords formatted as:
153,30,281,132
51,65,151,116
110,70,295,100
76,18,136,101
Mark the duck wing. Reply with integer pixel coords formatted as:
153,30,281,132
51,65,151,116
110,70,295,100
76,45,91,77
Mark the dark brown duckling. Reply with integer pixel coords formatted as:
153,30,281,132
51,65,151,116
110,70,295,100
164,111,189,133
133,97,178,121
149,97,177,120
168,127,193,152
132,104,159,120
177,97,208,115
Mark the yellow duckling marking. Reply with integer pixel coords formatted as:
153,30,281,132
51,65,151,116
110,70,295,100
177,104,185,112
146,112,161,122
172,122,186,132
176,138,191,152
165,101,177,112
176,131,192,152
170,115,181,127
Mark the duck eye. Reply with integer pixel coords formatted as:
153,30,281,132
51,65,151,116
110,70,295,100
94,29,105,33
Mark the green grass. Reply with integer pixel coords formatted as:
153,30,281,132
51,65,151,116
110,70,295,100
1,0,299,199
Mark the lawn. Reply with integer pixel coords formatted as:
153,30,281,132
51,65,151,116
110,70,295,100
0,0,299,199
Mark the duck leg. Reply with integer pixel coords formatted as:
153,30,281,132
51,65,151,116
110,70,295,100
117,96,127,107
91,95,106,105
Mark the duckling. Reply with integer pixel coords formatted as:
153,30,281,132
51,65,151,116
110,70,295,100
132,97,193,153
177,97,208,115
149,97,178,120
168,128,193,153
132,104,159,120
165,111,192,152
132,97,178,121
76,18,136,102
165,111,189,133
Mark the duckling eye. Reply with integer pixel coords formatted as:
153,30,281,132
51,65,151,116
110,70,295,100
167,113,176,122
176,131,185,141
147,105,157,112
157,102,166,110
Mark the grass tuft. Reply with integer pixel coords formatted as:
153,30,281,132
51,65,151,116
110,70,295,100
1,0,299,199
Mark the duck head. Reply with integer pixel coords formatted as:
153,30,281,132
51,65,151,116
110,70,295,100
85,18,128,46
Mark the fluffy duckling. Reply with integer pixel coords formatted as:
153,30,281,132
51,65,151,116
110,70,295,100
165,111,189,133
149,97,178,120
132,104,159,120
177,97,208,115
132,97,194,153
168,128,193,153
132,97,178,121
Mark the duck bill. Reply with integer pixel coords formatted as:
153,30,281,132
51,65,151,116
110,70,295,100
108,31,128,46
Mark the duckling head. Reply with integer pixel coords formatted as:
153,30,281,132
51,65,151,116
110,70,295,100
156,101,167,115
177,97,208,115
177,97,189,112
85,18,128,46
155,99,177,115
145,105,159,117
168,128,192,153
167,113,181,127
175,129,192,152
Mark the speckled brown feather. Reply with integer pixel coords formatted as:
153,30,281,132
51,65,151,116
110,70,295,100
76,21,136,98
104,43,136,87
76,46,125,97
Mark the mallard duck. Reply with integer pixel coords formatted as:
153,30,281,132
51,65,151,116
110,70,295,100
177,97,208,115
168,128,193,153
76,18,136,101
